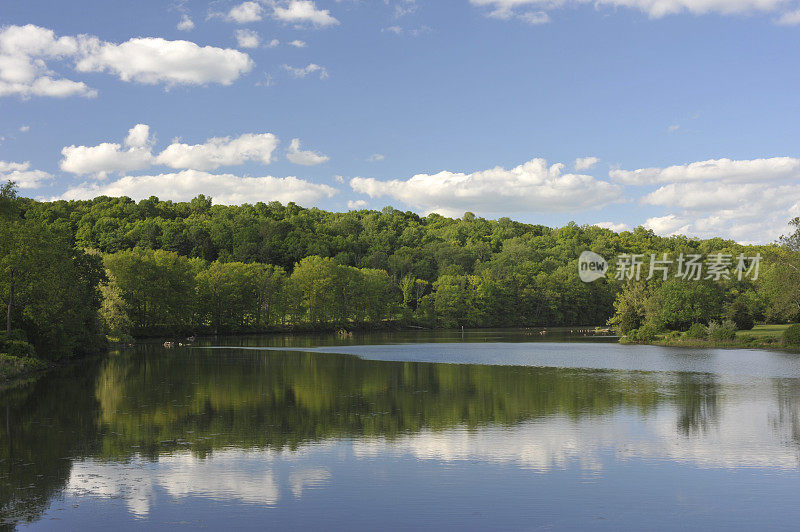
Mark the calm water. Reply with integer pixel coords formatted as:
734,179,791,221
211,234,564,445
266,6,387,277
3,329,800,530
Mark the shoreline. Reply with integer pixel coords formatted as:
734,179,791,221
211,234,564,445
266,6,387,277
4,324,796,391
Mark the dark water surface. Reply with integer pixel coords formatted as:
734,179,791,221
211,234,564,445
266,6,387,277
3,329,800,530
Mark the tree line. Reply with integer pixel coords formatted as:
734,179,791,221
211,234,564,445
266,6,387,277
2,182,800,356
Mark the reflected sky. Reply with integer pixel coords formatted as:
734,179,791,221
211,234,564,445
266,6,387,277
4,334,800,530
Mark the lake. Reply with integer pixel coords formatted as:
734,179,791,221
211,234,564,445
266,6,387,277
3,329,800,530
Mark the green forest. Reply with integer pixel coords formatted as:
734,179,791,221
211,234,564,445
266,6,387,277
2,181,800,366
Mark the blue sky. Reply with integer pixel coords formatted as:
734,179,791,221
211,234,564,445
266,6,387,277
1,0,799,242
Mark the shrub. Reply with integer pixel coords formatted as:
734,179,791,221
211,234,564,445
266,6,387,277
0,353,46,379
785,324,800,347
0,329,27,343
727,300,755,331
628,324,659,343
707,319,736,341
685,323,707,339
1,339,35,358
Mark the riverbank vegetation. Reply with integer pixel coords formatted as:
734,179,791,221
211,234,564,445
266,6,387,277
1,183,105,376
611,218,800,348
2,181,800,362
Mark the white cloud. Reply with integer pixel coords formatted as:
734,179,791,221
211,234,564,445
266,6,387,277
383,25,431,36
668,124,680,132
60,124,155,179
75,36,253,87
286,138,330,165
282,63,328,79
610,157,800,185
347,199,368,210
0,160,52,189
574,156,599,170
288,40,307,48
268,39,281,48
518,11,551,24
125,124,151,148
157,133,280,170
0,161,29,172
594,221,630,232
60,125,280,177
235,29,261,48
256,73,275,87
272,0,340,27
776,8,800,24
227,1,264,23
366,153,385,162
1,25,253,97
59,169,338,206
19,125,30,132
631,156,800,242
177,14,195,31
394,0,419,18
0,24,96,99
643,213,691,236
470,0,800,22
349,157,623,217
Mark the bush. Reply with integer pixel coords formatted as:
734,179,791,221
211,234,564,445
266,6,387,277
785,324,800,347
628,324,660,343
0,329,28,343
0,353,46,380
1,339,35,358
707,319,737,341
727,300,755,331
685,323,707,339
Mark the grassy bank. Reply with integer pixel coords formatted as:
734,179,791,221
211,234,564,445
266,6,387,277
622,324,797,350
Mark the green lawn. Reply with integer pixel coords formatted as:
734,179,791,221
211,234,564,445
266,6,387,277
737,324,791,339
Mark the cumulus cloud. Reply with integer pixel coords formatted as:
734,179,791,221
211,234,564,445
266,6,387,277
59,169,337,206
347,199,368,210
628,155,800,242
610,157,800,185
272,0,340,27
60,124,155,179
0,160,52,188
177,14,195,31
470,0,800,22
283,63,328,79
594,221,631,232
574,156,599,170
642,181,800,242
0,24,96,98
19,125,30,132
156,133,280,170
288,40,307,48
227,1,265,23
0,24,253,98
349,158,623,217
286,138,329,165
60,125,279,177
75,36,253,87
776,8,800,24
366,153,385,162
235,29,261,48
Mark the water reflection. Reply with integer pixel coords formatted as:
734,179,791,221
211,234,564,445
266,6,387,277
2,339,800,528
